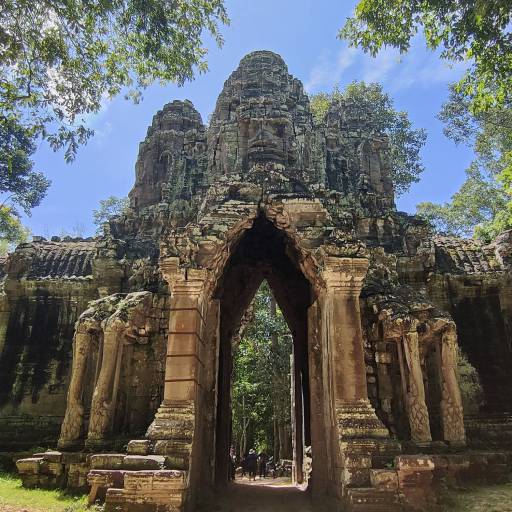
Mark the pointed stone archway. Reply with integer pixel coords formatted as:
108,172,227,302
140,203,392,510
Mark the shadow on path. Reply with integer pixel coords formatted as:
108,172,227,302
202,478,316,512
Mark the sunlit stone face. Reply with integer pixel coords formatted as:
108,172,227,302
208,51,309,178
245,117,292,165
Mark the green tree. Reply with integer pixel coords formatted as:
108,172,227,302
232,282,293,459
0,116,48,248
417,85,512,241
93,195,129,234
1,0,228,161
339,0,512,112
310,81,427,195
417,164,510,240
0,206,29,254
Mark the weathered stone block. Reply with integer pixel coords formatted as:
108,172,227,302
90,454,125,469
127,440,151,456
61,452,88,464
375,352,392,364
16,457,42,475
370,469,399,490
122,455,166,470
42,451,63,463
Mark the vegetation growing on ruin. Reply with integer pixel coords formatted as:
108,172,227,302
310,81,427,195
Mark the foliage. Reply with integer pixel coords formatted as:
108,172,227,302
457,350,484,415
417,165,510,240
339,0,512,113
0,116,48,248
93,195,129,233
310,81,427,195
0,472,95,511
232,281,292,457
0,117,50,213
1,0,229,166
0,206,29,253
309,85,343,125
417,85,512,241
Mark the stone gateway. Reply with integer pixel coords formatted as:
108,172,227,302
2,51,512,511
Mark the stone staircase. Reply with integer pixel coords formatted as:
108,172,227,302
86,446,190,511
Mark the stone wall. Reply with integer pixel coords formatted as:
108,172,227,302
0,239,99,449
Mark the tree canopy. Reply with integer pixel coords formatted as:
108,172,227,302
0,0,228,248
417,84,512,241
339,0,512,113
310,81,427,195
0,116,49,246
1,0,228,160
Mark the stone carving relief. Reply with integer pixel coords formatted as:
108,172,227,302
403,328,432,443
439,324,466,443
58,292,156,449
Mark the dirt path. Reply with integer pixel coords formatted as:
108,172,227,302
202,478,317,512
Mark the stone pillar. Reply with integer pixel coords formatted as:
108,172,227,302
402,328,432,444
86,317,126,447
290,349,304,485
439,324,466,444
322,257,388,438
146,258,207,466
58,322,98,449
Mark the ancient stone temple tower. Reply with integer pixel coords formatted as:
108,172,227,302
4,51,512,511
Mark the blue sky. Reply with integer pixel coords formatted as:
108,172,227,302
25,0,473,238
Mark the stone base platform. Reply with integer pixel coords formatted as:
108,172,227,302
344,451,512,511
465,413,512,449
86,450,190,511
338,438,403,488
16,448,512,511
89,469,188,511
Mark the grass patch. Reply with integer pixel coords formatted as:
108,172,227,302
443,482,512,512
0,472,97,512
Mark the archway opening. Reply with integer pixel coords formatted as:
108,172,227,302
213,213,314,490
231,281,294,477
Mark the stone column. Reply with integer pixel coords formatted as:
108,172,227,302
86,317,126,447
439,324,466,444
58,322,98,449
402,328,432,444
290,349,304,485
146,258,207,463
322,257,388,438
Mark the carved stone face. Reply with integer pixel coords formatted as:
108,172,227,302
246,118,289,165
209,51,309,176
